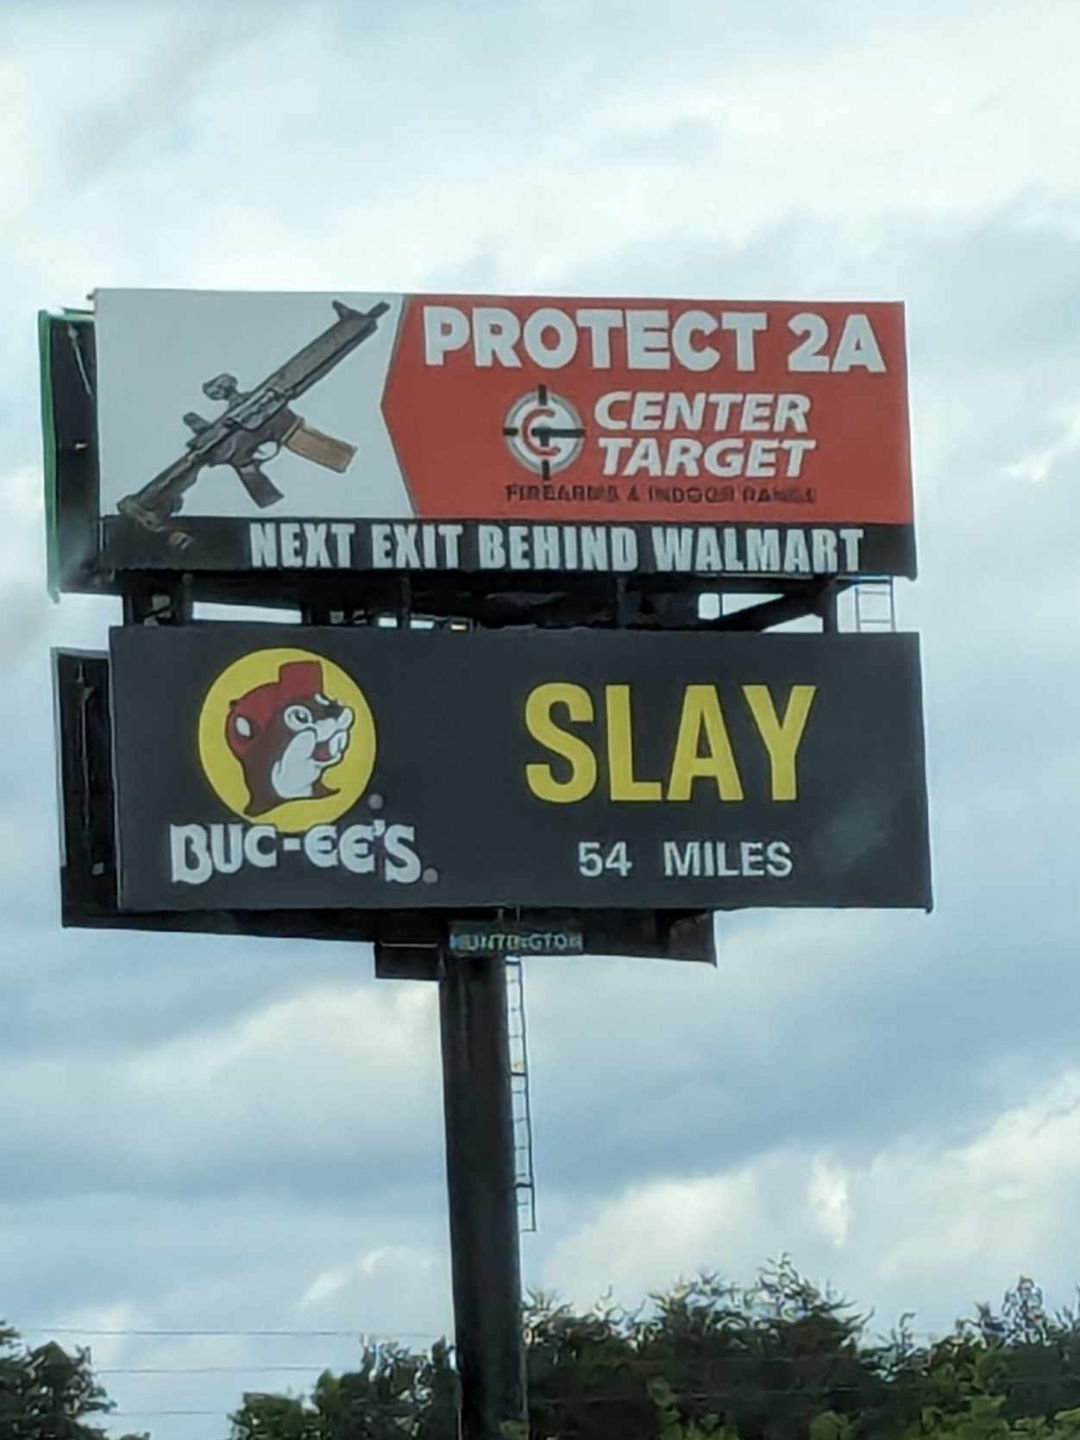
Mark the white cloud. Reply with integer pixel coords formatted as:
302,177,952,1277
299,1244,438,1313
544,1067,1080,1330
544,1167,763,1301
808,1157,850,1250
0,980,443,1194
1005,404,1080,486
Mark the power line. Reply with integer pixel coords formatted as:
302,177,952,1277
105,1373,1080,1421
97,1361,1080,1425
19,1325,438,1339
111,1411,223,1419
100,1364,329,1375
75,1359,1080,1383
18,1324,971,1343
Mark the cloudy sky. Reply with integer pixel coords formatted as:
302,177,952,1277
4,0,1080,1433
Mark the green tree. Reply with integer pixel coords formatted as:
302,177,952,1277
220,1266,1080,1440
523,1290,652,1440
632,1261,893,1440
0,1324,146,1440
228,1391,320,1440
228,1340,459,1440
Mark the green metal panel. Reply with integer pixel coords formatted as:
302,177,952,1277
38,310,60,601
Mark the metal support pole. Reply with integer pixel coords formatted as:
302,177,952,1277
820,580,839,635
439,952,527,1440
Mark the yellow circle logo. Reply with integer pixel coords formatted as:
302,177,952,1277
197,648,376,833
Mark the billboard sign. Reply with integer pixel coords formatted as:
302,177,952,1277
94,290,915,579
108,626,931,913
447,921,586,956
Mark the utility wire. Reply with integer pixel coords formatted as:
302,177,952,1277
19,1325,437,1339
104,1369,1080,1396
18,1320,993,1338
103,1379,1080,1423
100,1364,331,1375
17,1324,986,1344
111,1411,223,1418
101,1369,1080,1425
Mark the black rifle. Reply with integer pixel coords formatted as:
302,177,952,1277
117,300,390,541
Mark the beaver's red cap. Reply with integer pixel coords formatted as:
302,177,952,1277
226,660,323,752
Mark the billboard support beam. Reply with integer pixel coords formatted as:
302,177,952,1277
438,951,527,1440
121,577,193,627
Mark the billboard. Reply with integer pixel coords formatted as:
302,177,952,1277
108,626,931,913
93,290,915,579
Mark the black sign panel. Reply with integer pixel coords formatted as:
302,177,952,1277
448,920,586,956
109,627,931,913
99,516,916,581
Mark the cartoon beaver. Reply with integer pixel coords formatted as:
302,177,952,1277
225,659,354,817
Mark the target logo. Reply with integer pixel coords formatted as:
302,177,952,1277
503,385,586,478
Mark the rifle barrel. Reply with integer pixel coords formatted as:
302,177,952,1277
259,301,391,402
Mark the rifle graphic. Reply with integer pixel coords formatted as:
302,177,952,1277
117,300,391,542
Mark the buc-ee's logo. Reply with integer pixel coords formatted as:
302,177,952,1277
503,384,585,478
200,649,374,828
169,648,426,887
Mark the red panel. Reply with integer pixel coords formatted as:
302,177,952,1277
381,296,911,526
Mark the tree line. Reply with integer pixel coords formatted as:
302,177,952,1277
11,1261,1080,1438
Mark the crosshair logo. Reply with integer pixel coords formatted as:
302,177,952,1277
503,384,586,478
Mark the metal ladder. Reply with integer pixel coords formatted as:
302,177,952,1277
505,957,537,1233
851,578,897,633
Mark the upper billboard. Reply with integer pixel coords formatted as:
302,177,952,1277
93,290,915,579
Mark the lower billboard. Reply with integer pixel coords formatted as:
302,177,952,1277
106,626,931,913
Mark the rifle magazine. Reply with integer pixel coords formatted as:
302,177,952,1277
285,421,356,473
